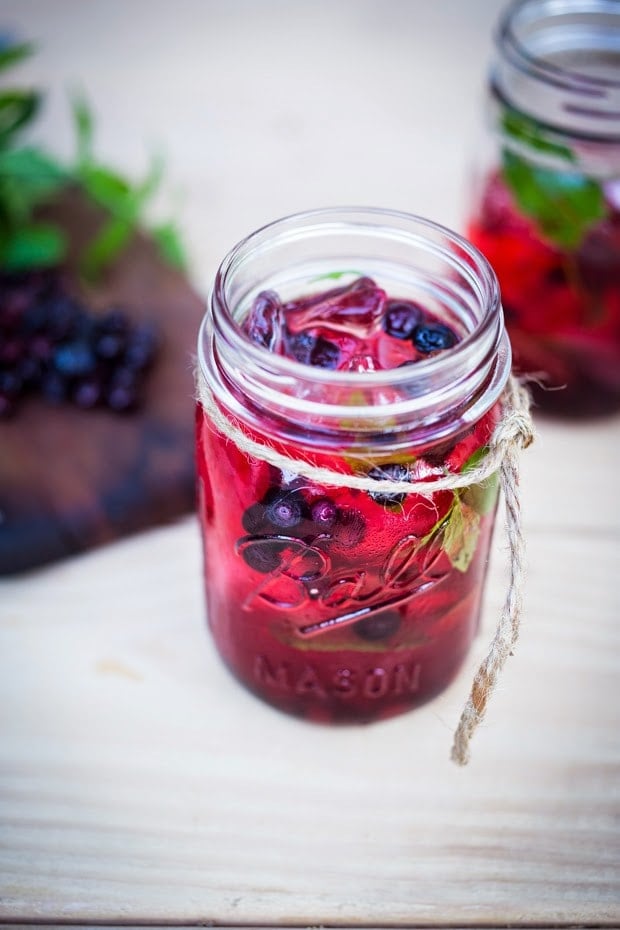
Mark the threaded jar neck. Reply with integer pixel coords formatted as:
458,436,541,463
198,208,511,455
494,0,620,143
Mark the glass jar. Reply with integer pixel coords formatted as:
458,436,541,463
196,208,511,724
467,0,620,417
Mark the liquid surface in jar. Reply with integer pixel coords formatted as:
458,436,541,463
242,276,459,372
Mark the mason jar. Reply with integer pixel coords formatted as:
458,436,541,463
196,208,511,724
467,0,620,417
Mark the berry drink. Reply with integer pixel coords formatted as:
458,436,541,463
468,0,620,417
196,209,511,724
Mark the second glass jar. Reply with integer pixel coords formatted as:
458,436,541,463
467,0,620,417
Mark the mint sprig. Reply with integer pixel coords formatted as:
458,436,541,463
500,106,606,250
0,42,187,277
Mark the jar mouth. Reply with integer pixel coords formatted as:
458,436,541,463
199,207,510,451
495,0,620,138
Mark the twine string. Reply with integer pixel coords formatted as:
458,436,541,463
197,370,533,765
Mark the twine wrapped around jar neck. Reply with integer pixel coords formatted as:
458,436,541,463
196,369,534,765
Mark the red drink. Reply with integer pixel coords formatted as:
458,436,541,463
468,0,620,417
196,209,511,723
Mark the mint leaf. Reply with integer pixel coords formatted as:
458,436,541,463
0,41,35,73
502,150,606,249
311,269,364,282
78,164,132,214
460,445,499,516
151,221,186,269
0,223,67,270
0,90,40,143
441,496,481,573
0,148,67,235
71,92,94,167
0,145,67,190
502,108,574,161
500,107,606,250
80,215,132,280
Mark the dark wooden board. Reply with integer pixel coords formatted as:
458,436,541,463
0,191,205,575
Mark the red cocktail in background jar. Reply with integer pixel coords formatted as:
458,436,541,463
196,208,511,723
467,0,620,417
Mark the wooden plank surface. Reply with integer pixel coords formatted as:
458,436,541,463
1,415,619,926
1,0,619,926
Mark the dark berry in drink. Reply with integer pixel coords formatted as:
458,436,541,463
265,491,304,529
353,610,402,642
368,462,410,506
412,323,457,354
575,218,620,292
286,331,316,365
240,538,287,573
383,299,423,339
310,497,338,530
331,507,366,547
242,502,270,534
310,336,339,369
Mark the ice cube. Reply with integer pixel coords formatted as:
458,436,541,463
284,277,386,338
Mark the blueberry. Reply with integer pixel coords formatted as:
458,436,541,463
106,383,138,412
383,300,423,339
53,342,96,378
95,332,126,360
412,323,457,354
21,300,49,335
240,538,287,573
286,331,316,365
353,611,402,642
41,371,67,404
0,369,22,398
368,462,410,507
310,498,338,530
310,336,339,369
18,356,43,388
43,294,81,340
331,508,366,547
265,492,304,529
241,502,269,534
73,379,102,409
98,308,129,335
124,323,158,370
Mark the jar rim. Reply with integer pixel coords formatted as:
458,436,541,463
205,205,502,388
198,207,511,451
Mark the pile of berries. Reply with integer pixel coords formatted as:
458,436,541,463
0,270,158,418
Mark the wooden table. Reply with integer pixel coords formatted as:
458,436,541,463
1,2,619,927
